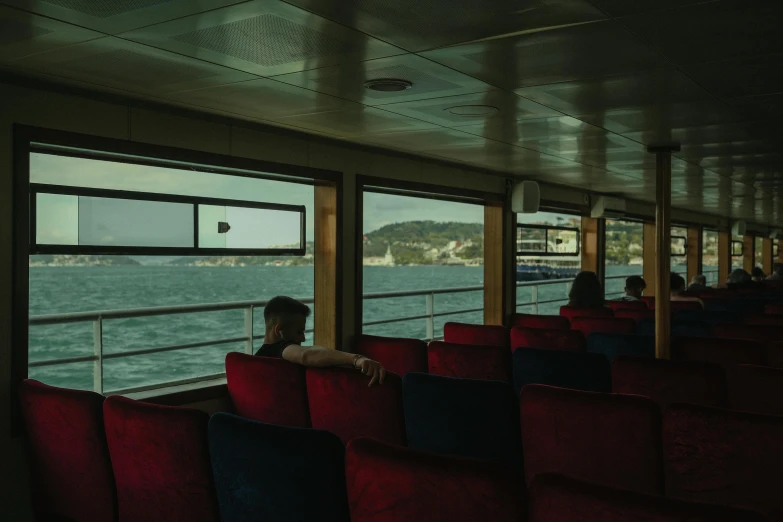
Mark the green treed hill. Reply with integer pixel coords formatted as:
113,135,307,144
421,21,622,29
365,221,483,248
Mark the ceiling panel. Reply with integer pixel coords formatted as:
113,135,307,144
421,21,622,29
2,0,246,34
275,104,439,138
282,0,607,52
272,54,492,106
120,0,404,77
685,53,783,100
588,0,713,17
620,0,783,65
623,122,754,149
457,115,597,144
14,36,256,95
0,5,102,62
357,127,490,152
421,20,664,91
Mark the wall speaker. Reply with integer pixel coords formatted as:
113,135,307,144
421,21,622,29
511,181,540,214
731,220,747,237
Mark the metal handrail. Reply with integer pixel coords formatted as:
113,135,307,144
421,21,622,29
28,274,635,393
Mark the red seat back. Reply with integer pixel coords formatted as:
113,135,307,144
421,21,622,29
570,317,636,337
529,473,769,522
103,396,219,522
664,403,783,520
765,342,783,368
511,313,570,330
743,314,783,326
670,300,703,311
443,322,508,347
225,352,310,427
520,385,663,495
608,300,647,311
641,296,655,308
355,334,428,376
671,337,766,369
345,438,526,522
510,326,585,352
306,368,406,445
560,306,613,320
764,303,783,315
18,380,117,522
427,341,512,382
713,324,783,343
728,365,783,416
613,308,655,324
612,356,727,410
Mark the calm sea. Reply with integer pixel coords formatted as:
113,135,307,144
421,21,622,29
29,264,652,392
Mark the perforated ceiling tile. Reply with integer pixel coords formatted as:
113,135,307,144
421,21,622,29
277,105,438,137
0,18,52,45
41,0,174,18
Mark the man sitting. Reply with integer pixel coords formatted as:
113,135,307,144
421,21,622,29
256,296,386,386
618,275,646,301
686,274,709,294
767,263,783,281
671,273,704,308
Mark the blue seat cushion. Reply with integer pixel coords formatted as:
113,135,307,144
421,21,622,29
586,333,655,362
513,348,611,395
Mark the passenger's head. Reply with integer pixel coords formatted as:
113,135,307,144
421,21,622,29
624,275,646,298
670,273,686,293
751,267,766,281
264,296,310,344
728,268,752,285
568,271,604,307
774,262,783,276
690,274,707,287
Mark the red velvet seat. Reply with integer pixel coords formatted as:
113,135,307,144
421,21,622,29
614,308,655,324
641,296,655,308
103,396,219,522
728,365,783,416
671,337,766,369
765,342,783,368
664,403,783,520
559,306,613,320
511,313,570,330
225,352,310,427
612,356,727,410
18,380,117,522
529,473,770,522
713,323,783,343
764,303,783,316
670,301,704,311
427,341,512,382
510,327,585,352
443,322,508,347
570,316,636,337
306,367,406,445
355,334,428,377
345,438,526,522
608,300,647,311
520,384,662,495
744,314,783,326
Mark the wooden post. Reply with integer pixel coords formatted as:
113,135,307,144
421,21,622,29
581,216,600,274
484,203,504,326
718,231,730,285
649,144,680,360
686,227,701,283
642,222,657,296
314,184,338,349
743,235,755,272
763,238,773,275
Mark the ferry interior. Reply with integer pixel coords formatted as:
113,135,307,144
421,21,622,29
4,0,783,520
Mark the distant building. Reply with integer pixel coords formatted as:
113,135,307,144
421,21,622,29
364,244,395,267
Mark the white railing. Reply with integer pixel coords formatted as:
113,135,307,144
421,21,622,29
28,275,633,394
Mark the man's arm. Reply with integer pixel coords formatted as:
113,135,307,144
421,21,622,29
281,345,386,386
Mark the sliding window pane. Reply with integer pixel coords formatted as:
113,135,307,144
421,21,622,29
198,205,302,249
604,219,643,299
36,193,78,245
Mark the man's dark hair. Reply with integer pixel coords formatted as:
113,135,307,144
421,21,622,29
264,296,311,325
670,273,686,292
625,275,646,291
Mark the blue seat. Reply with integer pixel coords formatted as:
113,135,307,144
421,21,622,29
208,413,349,522
637,318,712,337
402,373,522,470
586,333,655,362
513,348,611,394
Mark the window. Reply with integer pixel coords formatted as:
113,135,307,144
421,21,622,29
702,229,719,285
731,239,744,271
28,150,317,394
361,190,484,340
604,219,644,300
516,212,581,315
671,226,688,275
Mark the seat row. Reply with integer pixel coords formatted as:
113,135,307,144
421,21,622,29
20,377,780,522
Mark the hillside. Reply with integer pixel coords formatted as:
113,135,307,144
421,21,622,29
364,221,483,265
29,255,141,267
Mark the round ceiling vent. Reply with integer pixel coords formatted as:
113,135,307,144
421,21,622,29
364,79,413,92
446,105,500,116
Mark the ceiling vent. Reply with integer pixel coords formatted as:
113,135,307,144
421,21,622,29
364,79,412,92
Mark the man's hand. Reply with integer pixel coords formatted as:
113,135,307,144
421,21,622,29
357,357,386,387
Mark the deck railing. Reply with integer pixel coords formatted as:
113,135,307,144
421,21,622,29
28,274,633,394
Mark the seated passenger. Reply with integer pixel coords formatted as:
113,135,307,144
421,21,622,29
568,271,605,308
686,274,709,294
617,275,646,301
727,268,760,290
671,273,704,308
766,262,783,281
751,266,766,282
256,296,386,386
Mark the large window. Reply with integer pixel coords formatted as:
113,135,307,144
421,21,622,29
516,212,581,315
702,229,719,285
604,219,644,299
671,226,688,276
361,191,484,340
28,150,316,394
731,237,744,271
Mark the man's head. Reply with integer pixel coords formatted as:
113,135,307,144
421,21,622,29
264,296,311,344
728,268,751,285
670,273,686,293
775,262,783,276
624,276,646,298
690,274,707,286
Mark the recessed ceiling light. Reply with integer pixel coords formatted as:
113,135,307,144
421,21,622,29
446,105,500,116
364,79,413,92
